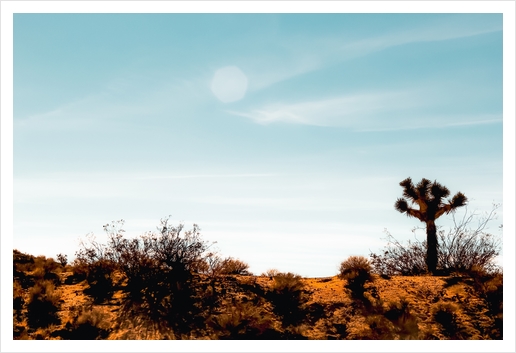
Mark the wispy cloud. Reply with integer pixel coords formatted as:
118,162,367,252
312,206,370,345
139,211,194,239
228,85,502,130
228,91,415,127
14,74,206,131
335,16,501,60
245,15,501,91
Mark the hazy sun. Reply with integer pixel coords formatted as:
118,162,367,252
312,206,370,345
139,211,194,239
210,66,248,103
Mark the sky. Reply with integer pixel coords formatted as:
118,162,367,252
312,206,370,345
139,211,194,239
7,12,509,279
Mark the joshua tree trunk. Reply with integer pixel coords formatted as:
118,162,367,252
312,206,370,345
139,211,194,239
426,220,438,274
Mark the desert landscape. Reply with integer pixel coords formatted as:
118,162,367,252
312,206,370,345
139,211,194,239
10,11,506,343
13,241,503,340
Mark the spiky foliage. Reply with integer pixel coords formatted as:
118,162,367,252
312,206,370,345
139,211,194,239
394,177,467,274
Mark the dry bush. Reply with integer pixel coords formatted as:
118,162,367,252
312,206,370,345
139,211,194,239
13,280,25,320
57,307,110,339
431,302,464,339
262,269,280,278
217,257,251,275
13,249,35,273
199,254,251,277
26,280,61,329
370,204,502,276
31,256,62,286
369,232,427,276
266,272,308,326
467,268,503,339
208,302,279,339
56,253,68,267
33,255,60,274
364,315,397,339
81,260,116,303
75,217,214,328
382,298,420,339
338,256,374,297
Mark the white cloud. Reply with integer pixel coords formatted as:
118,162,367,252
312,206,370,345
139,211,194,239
228,86,502,130
228,91,414,127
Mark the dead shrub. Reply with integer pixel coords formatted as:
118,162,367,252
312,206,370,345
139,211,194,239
75,218,214,329
58,307,110,339
13,280,25,313
82,260,116,303
56,253,68,267
431,302,464,339
218,257,251,275
370,204,502,276
266,272,307,326
208,302,279,339
382,299,420,339
26,280,61,329
262,269,280,278
339,256,374,297
468,269,503,339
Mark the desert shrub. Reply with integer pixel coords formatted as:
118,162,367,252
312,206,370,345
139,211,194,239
338,256,374,297
467,269,503,339
26,280,61,329
382,299,420,339
217,257,251,275
58,307,110,339
197,254,250,276
76,217,213,327
370,204,502,276
208,302,279,339
262,269,280,278
33,255,60,274
482,273,503,315
29,255,62,286
364,315,397,339
13,249,35,272
431,302,464,339
82,260,116,303
13,281,25,319
13,251,36,289
68,258,91,284
56,253,68,267
369,232,427,276
266,272,307,326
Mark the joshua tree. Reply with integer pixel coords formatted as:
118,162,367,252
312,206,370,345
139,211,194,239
394,177,467,274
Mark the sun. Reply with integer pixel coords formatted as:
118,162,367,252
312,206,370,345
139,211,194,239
210,66,248,103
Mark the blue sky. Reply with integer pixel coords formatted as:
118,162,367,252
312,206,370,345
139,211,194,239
9,12,507,278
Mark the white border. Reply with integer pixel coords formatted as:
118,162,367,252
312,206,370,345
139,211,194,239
1,1,514,352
